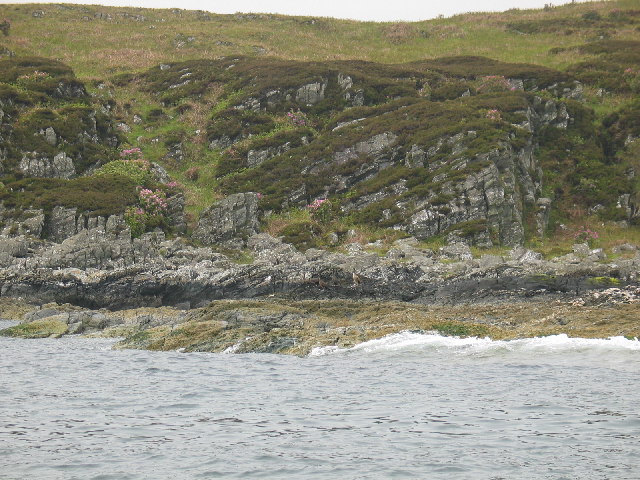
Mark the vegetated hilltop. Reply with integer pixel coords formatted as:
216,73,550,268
0,1,640,253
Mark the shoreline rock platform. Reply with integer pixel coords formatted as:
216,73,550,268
2,229,639,355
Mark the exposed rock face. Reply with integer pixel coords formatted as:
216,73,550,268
163,142,184,164
0,59,119,179
0,205,45,237
19,152,75,179
536,197,552,236
150,162,171,183
0,201,129,243
166,194,187,233
53,80,88,100
42,127,57,146
407,143,539,246
405,145,426,168
247,148,272,167
0,229,637,311
327,95,573,246
301,132,400,200
296,81,326,105
247,142,291,167
209,134,240,150
192,192,261,246
332,132,398,165
0,236,29,260
45,206,78,242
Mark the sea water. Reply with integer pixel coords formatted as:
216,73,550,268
1,319,639,479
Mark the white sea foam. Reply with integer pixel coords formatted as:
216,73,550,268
309,332,640,356
223,336,254,354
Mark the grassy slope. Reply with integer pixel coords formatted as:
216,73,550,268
1,1,640,253
1,1,638,77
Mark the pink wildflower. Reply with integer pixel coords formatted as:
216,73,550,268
486,109,502,121
287,110,307,127
574,226,599,242
307,198,328,210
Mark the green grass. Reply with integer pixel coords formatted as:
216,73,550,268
0,2,636,78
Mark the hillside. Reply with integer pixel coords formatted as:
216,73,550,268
1,1,640,254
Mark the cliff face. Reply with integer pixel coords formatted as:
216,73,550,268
171,56,578,247
0,57,190,242
0,32,639,255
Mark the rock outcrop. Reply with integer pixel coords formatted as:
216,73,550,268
296,81,327,105
192,192,261,247
19,151,76,179
0,217,637,310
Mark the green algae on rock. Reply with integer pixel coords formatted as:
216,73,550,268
109,297,640,356
0,318,67,338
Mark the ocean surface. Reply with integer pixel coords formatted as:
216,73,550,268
1,319,639,480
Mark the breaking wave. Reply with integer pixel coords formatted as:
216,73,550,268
309,332,640,356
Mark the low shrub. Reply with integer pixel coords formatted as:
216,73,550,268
0,175,139,216
94,159,153,186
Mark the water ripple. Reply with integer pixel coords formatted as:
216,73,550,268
1,333,639,479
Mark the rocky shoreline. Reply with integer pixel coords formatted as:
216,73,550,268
2,225,639,354
1,290,639,356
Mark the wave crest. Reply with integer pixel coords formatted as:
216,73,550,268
309,332,640,356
